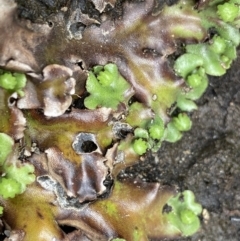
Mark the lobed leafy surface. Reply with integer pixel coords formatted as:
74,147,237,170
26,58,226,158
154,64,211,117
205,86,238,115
0,0,239,240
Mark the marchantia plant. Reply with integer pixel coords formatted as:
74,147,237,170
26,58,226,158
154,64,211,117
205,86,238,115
0,0,239,240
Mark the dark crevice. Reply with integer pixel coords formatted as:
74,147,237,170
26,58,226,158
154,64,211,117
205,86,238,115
0,222,7,241
207,27,219,39
113,122,133,139
162,203,172,214
0,233,6,241
99,175,114,199
80,140,98,153
72,94,88,109
76,60,85,71
47,21,54,27
72,133,99,154
59,224,78,234
118,128,133,139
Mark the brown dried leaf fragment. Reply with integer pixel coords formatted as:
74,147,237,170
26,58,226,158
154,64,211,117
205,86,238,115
45,147,109,202
17,64,76,117
41,65,76,117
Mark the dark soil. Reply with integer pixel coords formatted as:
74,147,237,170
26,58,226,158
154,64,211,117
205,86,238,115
120,49,240,241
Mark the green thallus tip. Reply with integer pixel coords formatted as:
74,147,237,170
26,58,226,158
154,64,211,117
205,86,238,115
173,113,192,132
166,190,202,236
148,117,165,140
180,209,196,225
149,124,164,140
217,2,239,23
98,71,113,86
209,35,226,54
134,128,149,139
132,138,148,155
187,73,202,88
